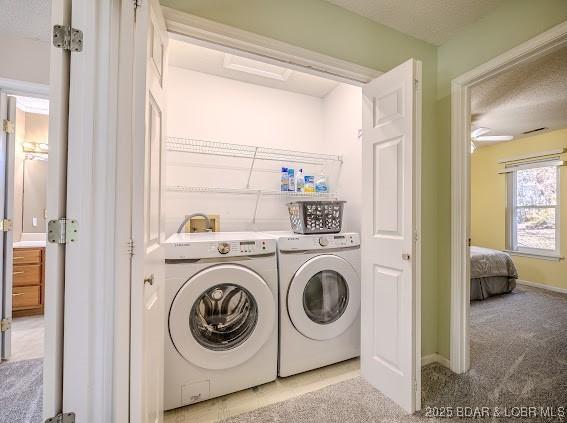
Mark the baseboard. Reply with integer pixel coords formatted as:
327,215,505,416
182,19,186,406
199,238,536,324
421,353,450,369
517,279,567,295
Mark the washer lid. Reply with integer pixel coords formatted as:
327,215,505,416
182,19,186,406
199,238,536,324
287,254,360,341
169,264,275,370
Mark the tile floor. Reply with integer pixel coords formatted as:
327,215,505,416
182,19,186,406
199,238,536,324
9,315,44,362
164,358,360,423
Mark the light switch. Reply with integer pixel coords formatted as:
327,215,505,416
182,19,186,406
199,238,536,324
32,217,38,227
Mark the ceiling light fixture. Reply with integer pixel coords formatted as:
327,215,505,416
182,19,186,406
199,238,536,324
223,54,293,81
470,127,491,139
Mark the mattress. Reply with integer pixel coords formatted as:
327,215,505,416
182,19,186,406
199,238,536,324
470,246,518,301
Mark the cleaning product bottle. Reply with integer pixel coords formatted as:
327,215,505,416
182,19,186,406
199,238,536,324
288,168,296,192
296,168,304,192
315,173,328,193
281,167,289,192
304,175,315,193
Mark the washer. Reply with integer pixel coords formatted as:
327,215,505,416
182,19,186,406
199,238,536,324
263,231,361,377
163,232,278,410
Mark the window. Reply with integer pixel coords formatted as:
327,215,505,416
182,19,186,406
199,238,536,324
507,162,560,256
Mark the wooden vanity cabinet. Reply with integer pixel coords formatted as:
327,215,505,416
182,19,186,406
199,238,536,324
12,247,45,317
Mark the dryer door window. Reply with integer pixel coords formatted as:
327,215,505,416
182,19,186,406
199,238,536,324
190,283,258,351
287,254,360,341
303,270,349,325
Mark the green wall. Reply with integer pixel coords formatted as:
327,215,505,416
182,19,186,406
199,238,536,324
161,0,567,359
435,0,567,357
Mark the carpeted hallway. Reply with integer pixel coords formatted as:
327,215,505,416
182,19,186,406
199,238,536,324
221,285,567,422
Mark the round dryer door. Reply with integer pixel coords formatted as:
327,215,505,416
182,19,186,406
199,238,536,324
169,264,275,370
287,254,360,341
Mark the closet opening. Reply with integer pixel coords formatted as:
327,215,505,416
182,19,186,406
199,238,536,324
163,35,364,421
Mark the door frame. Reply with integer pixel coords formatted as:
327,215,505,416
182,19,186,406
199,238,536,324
450,20,567,374
111,4,423,417
59,0,132,420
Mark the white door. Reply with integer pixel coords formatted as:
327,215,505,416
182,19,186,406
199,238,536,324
44,0,71,418
130,0,168,422
360,59,422,413
0,93,16,360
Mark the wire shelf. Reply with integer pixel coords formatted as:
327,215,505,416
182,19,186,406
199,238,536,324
166,137,342,165
166,185,338,198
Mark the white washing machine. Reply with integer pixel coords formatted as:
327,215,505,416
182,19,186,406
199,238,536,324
263,231,361,377
163,232,278,410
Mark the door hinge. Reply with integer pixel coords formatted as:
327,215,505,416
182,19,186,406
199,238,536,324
414,78,420,90
414,380,418,392
0,219,12,232
45,412,76,423
53,25,83,52
413,231,419,242
134,0,142,9
128,239,135,256
48,219,78,244
2,119,14,134
0,319,11,332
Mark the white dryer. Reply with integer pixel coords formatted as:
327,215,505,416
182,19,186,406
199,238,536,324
163,232,278,410
263,231,361,377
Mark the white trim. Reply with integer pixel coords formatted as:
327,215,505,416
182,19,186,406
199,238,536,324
498,148,566,164
421,353,451,368
517,279,567,295
0,78,49,98
162,7,381,86
63,0,124,420
498,159,564,173
506,250,564,261
450,20,567,375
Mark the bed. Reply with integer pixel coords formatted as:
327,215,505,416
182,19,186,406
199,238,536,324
470,246,518,301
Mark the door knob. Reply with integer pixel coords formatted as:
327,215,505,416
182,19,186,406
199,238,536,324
144,274,154,286
402,253,411,261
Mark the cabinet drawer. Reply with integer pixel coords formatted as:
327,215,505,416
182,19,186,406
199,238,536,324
13,286,41,309
13,264,42,286
13,248,42,265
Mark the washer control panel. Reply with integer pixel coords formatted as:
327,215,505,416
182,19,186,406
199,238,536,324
276,233,360,251
163,233,276,260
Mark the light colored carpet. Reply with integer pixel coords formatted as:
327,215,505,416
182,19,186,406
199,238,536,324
223,285,567,422
0,358,43,423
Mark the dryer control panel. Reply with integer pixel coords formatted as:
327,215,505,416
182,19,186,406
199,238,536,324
163,233,277,260
275,233,360,252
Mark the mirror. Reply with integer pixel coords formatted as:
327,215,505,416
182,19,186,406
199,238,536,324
14,96,49,238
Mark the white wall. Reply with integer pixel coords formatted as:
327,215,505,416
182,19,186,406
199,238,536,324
0,38,50,86
166,67,329,234
323,84,363,233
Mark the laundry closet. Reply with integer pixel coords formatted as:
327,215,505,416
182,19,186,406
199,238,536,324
164,39,363,235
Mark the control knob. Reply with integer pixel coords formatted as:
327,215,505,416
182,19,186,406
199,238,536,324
319,237,329,247
218,242,231,254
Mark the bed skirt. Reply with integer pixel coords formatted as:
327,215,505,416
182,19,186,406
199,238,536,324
471,276,517,301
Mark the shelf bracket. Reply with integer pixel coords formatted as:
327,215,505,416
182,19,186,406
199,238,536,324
251,190,262,224
245,147,259,189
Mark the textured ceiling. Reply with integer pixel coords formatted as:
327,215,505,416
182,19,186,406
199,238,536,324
471,46,567,147
325,0,504,45
0,0,51,42
168,39,340,98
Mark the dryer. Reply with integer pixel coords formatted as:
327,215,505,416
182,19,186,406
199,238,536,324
263,231,361,377
163,232,278,410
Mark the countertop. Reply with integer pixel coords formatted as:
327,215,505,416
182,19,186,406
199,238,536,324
13,240,47,249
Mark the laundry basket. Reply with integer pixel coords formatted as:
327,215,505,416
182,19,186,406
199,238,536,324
287,201,346,234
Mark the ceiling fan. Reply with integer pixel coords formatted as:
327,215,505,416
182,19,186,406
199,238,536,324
471,127,514,142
